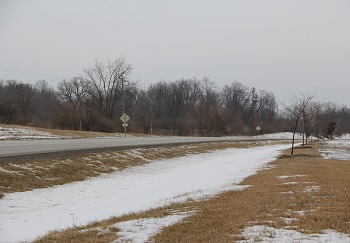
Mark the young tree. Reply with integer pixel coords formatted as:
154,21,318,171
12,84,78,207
283,92,315,155
325,121,337,139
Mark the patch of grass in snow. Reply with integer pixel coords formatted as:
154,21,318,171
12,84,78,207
0,141,278,198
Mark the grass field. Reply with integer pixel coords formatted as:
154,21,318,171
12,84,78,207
29,141,350,242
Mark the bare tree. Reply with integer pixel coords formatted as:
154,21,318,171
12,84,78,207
221,81,250,112
220,82,248,134
148,79,201,135
189,78,223,136
283,92,315,155
56,77,91,130
256,90,277,123
57,77,90,103
131,89,153,134
307,102,323,140
84,57,133,119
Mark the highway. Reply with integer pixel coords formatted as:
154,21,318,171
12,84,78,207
0,136,276,158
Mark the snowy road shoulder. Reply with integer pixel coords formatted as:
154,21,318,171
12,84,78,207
0,144,290,242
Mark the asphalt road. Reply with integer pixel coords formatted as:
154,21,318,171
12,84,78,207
0,136,274,158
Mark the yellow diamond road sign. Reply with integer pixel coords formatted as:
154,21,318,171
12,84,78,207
120,113,130,123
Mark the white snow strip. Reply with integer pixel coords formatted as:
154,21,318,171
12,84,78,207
280,217,299,224
304,186,320,193
320,140,350,161
253,132,294,139
277,175,306,179
0,144,290,242
0,126,64,140
113,213,189,243
283,182,299,185
239,225,350,242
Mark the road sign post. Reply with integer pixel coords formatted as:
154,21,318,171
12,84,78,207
120,113,130,137
256,126,261,135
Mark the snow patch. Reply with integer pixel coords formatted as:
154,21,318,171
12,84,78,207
253,132,294,140
320,140,350,160
0,126,64,140
304,186,320,193
113,213,190,243
277,175,306,180
239,225,350,242
280,217,299,224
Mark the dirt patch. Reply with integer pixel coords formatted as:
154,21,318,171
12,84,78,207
294,145,313,149
279,154,318,159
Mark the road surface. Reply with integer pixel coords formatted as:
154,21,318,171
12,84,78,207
0,136,281,158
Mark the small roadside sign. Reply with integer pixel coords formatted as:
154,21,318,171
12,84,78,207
256,126,261,135
120,113,130,123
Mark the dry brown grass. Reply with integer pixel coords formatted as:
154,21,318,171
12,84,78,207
0,141,275,199
152,142,350,242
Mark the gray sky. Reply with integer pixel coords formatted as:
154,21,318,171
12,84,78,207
1,0,349,106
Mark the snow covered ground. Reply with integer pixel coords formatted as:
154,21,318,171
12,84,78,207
0,126,63,140
0,144,290,242
238,226,350,243
254,132,321,141
253,132,295,140
320,139,350,160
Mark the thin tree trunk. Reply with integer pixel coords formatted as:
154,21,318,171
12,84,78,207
291,118,299,156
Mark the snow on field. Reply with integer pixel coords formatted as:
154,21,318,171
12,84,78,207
0,126,62,140
254,132,321,141
0,144,290,242
114,213,190,243
253,132,295,139
238,226,350,243
336,134,350,140
320,140,350,160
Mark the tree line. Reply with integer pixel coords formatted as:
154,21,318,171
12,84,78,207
1,58,349,137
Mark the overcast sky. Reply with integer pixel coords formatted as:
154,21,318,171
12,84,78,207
1,0,349,106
